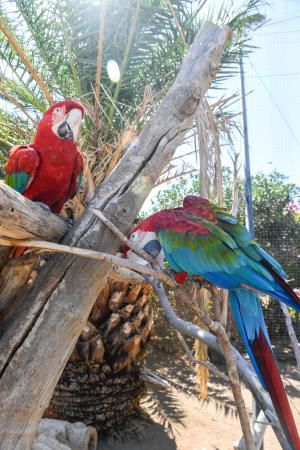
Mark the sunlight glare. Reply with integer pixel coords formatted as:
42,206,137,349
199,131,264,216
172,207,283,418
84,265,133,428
107,60,120,83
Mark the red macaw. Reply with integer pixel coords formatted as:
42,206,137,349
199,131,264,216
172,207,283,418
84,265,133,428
5,100,85,213
127,195,300,450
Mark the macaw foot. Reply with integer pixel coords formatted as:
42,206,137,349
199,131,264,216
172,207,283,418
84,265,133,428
35,202,51,215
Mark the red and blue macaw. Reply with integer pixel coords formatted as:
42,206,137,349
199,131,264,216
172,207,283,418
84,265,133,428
5,100,85,214
128,195,300,449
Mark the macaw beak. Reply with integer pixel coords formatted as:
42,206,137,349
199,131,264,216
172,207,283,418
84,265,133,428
143,239,162,259
57,108,83,142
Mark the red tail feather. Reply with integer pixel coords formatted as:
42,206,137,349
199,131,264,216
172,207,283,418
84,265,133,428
252,331,300,449
262,259,300,310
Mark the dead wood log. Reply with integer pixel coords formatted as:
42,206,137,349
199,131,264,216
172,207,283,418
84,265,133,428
0,183,70,241
0,254,37,317
0,23,232,450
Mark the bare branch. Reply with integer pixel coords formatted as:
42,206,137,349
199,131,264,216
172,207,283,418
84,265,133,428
212,295,255,450
0,236,175,288
91,208,158,266
280,304,300,373
176,330,229,381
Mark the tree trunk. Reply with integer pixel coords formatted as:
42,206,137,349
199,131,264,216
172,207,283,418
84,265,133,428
45,280,153,435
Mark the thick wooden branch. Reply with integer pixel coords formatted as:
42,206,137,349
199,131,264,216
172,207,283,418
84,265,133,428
0,183,70,240
0,23,232,450
0,183,71,314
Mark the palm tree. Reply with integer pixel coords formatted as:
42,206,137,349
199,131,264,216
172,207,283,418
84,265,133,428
0,0,264,436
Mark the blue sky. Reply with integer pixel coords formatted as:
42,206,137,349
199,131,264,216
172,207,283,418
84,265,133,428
227,0,300,185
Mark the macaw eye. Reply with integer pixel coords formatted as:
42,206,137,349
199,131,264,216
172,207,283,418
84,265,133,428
54,107,61,114
131,233,136,239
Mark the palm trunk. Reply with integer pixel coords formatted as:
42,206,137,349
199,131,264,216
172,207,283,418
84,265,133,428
45,280,153,435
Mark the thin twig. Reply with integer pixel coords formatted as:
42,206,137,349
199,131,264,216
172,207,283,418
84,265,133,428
91,208,158,266
176,330,229,381
0,237,175,288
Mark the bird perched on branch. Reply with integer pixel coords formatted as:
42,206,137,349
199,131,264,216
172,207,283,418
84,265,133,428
5,100,85,214
127,195,300,450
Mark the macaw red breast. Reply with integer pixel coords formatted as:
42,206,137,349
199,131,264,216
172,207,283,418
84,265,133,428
23,141,83,213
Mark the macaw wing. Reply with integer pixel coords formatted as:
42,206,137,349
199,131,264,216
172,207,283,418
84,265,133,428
154,209,285,293
212,205,287,277
183,195,285,275
154,210,247,289
183,195,287,279
5,145,40,194
181,200,300,309
211,206,300,308
69,150,84,198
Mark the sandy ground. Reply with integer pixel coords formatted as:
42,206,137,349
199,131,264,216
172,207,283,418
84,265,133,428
98,348,300,450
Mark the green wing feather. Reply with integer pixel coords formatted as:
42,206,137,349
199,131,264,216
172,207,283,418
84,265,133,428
5,171,30,194
77,173,83,192
156,209,275,283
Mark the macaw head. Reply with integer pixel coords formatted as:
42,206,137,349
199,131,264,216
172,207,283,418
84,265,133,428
125,217,164,267
34,100,85,147
183,195,216,222
183,195,210,208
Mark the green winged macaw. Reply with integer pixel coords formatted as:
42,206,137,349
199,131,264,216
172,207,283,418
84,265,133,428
127,195,300,450
4,100,85,257
5,100,85,213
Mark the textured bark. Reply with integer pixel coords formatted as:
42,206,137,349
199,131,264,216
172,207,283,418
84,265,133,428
0,23,232,450
0,183,69,241
45,281,153,434
0,182,70,315
0,254,37,318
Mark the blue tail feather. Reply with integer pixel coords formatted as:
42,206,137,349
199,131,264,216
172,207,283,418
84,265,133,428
229,289,268,387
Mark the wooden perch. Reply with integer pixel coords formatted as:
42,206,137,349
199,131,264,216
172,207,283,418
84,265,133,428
0,183,70,240
0,236,176,287
0,183,71,315
0,23,232,449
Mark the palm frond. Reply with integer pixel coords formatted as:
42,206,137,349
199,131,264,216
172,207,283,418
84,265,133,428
0,14,53,103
